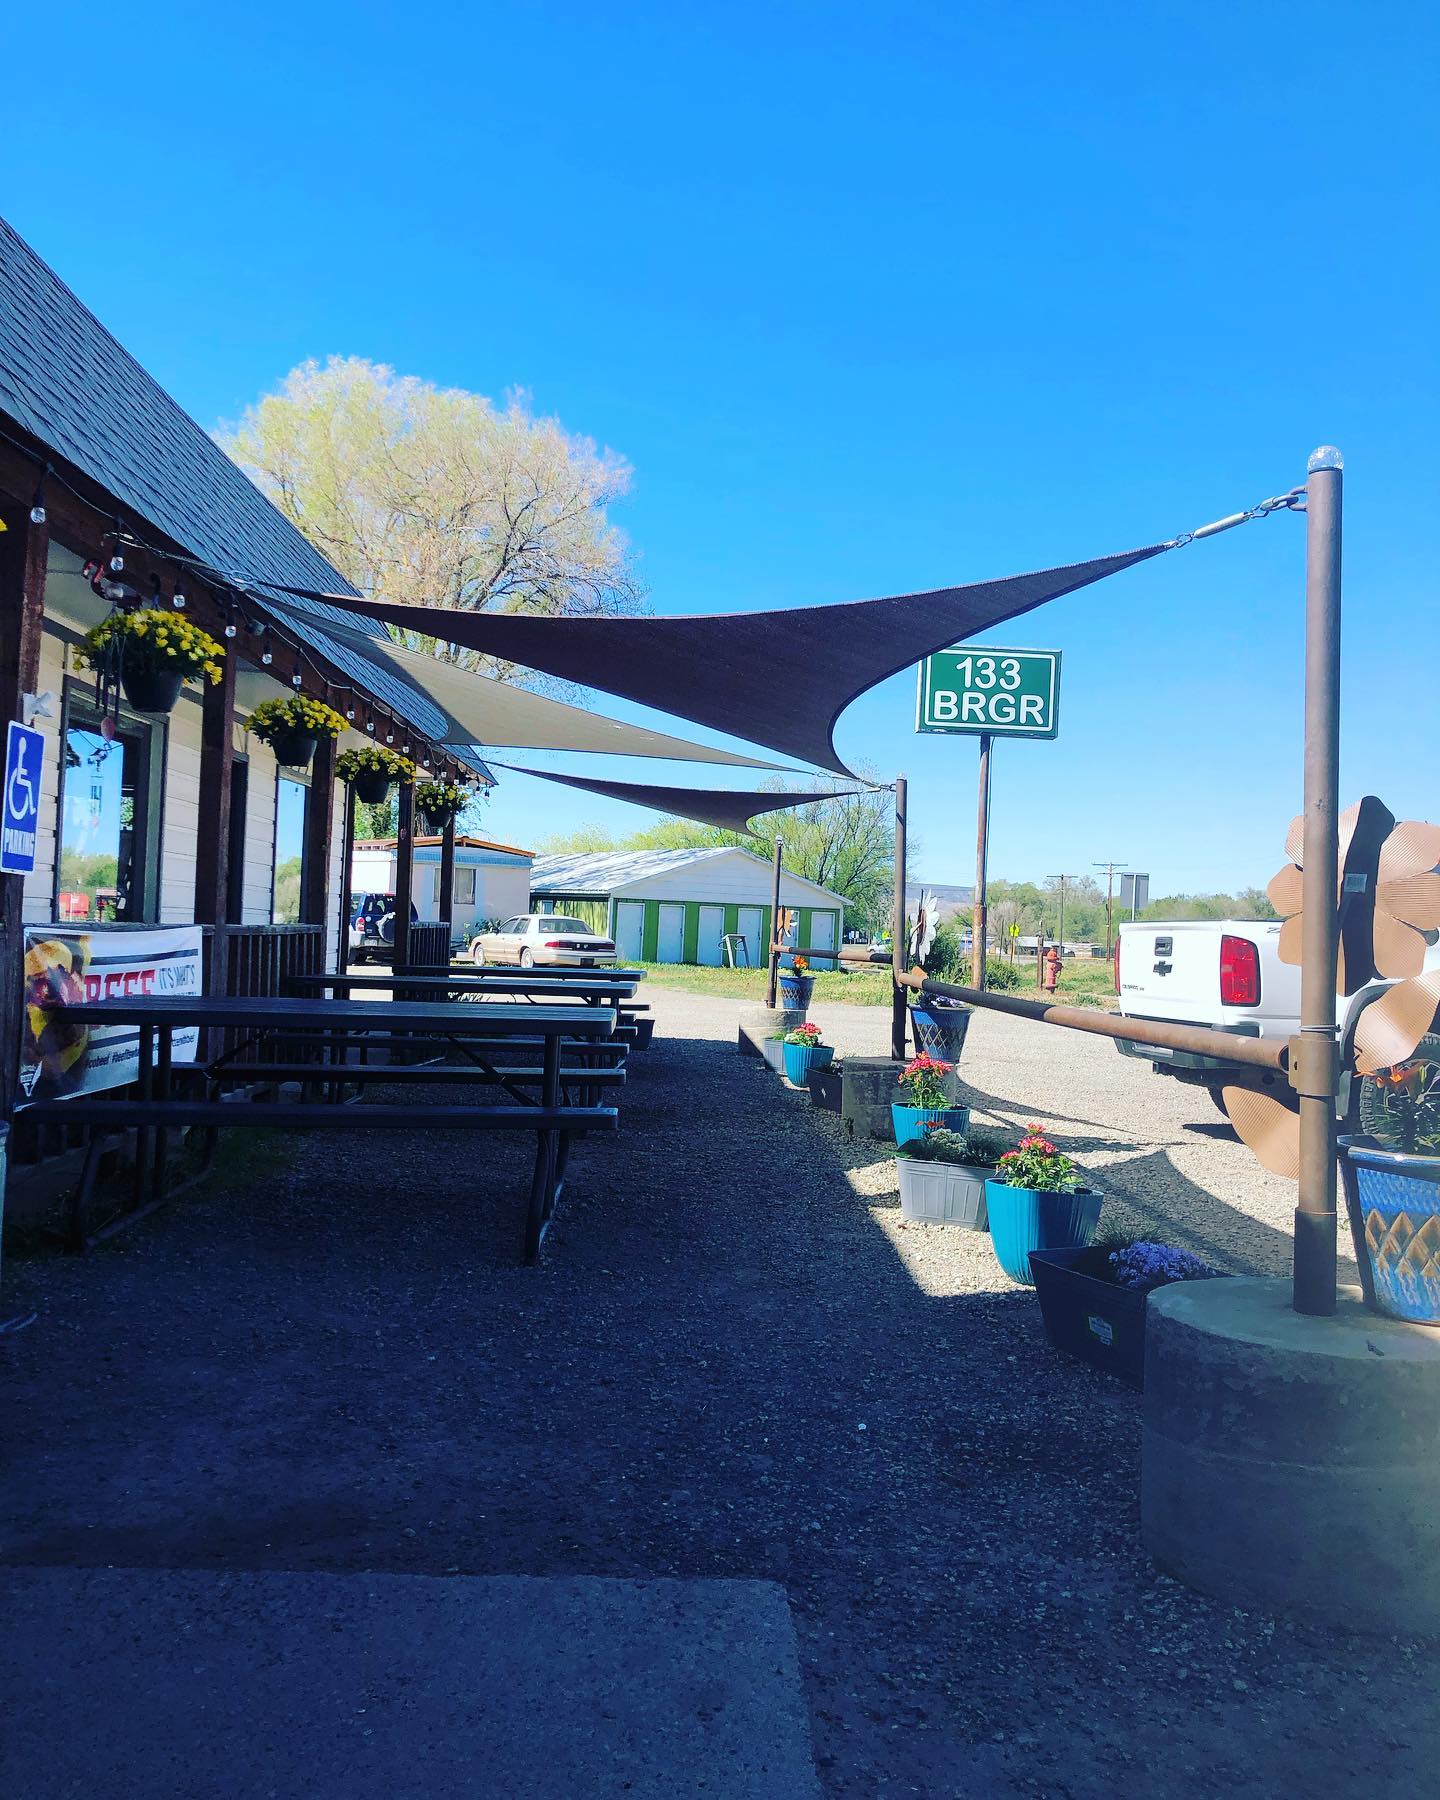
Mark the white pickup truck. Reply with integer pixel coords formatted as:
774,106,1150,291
1112,918,1421,1126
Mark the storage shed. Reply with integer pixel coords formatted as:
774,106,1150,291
528,847,845,967
352,835,533,940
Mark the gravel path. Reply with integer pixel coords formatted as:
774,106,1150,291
4,989,1432,1797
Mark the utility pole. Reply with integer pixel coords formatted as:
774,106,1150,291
1093,861,1128,956
1050,874,1069,952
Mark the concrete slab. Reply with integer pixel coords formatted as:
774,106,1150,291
0,1569,821,1799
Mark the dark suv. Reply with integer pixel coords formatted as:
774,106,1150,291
348,893,419,964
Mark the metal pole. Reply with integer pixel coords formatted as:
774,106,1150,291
766,836,783,1008
1058,875,1066,954
1293,447,1344,1317
891,776,908,1060
972,734,992,988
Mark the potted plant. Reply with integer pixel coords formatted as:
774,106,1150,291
1339,1043,1440,1323
778,955,815,1009
985,1124,1102,1286
909,992,971,1063
781,1021,834,1087
248,695,346,769
895,1124,1010,1229
892,1053,968,1144
336,743,416,805
415,779,468,834
1029,1239,1223,1389
761,1031,788,1076
76,608,225,714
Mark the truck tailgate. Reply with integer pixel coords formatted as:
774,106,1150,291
1117,920,1298,1038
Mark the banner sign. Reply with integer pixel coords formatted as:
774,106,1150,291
916,648,1061,738
1,720,45,874
18,926,204,1104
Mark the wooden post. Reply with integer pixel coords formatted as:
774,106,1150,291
193,641,237,997
890,775,908,1061
0,506,48,1120
394,779,415,972
335,783,356,974
301,730,336,931
438,811,457,958
765,837,782,1006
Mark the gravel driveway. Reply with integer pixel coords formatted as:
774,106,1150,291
3,987,1430,1797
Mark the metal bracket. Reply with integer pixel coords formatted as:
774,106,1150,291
1289,1032,1338,1100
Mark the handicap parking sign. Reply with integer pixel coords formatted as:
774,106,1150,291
1,720,45,875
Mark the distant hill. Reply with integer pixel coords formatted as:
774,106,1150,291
906,882,973,922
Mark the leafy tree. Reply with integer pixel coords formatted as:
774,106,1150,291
221,358,644,678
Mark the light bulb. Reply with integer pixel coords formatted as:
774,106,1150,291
292,673,303,688
223,622,237,638
261,651,273,666
173,592,186,609
366,722,375,733
1308,444,1344,472
345,708,355,721
109,553,124,572
385,733,394,743
30,502,46,525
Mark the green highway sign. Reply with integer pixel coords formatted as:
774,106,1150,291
915,646,1061,739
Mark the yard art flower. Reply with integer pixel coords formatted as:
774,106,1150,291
1223,798,1440,1178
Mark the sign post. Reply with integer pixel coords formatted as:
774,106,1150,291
916,648,1061,990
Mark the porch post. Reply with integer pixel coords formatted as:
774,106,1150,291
0,505,48,1120
335,782,356,974
394,779,415,971
193,642,237,995
301,730,337,934
438,812,457,947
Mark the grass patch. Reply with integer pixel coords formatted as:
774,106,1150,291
638,956,1118,1009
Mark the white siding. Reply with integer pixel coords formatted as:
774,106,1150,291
21,630,68,923
476,863,529,926
159,691,204,923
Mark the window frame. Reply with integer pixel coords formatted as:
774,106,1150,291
55,677,166,924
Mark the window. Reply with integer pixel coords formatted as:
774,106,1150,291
272,777,308,923
454,867,477,906
538,916,588,933
58,697,159,922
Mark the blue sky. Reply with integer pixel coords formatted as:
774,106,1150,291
6,3,1436,892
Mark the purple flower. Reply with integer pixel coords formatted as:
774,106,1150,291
1108,1241,1218,1292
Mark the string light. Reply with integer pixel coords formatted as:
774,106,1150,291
345,708,355,721
172,591,186,609
29,470,47,525
366,721,376,733
291,672,304,689
261,650,273,665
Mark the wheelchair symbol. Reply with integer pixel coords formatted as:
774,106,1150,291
7,735,38,823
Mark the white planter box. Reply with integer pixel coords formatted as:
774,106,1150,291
895,1157,990,1229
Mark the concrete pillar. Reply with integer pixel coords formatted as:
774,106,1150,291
840,1057,902,1142
1142,1277,1440,1633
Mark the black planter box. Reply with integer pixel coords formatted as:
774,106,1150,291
808,1065,842,1112
1028,1246,1149,1389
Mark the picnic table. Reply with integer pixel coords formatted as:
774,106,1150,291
286,970,643,1008
24,994,619,1261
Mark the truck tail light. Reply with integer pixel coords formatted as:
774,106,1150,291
1219,935,1261,1007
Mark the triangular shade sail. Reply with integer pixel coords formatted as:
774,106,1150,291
487,762,864,836
263,599,779,768
271,544,1167,774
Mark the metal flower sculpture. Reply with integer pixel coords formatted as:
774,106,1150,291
1221,799,1440,1178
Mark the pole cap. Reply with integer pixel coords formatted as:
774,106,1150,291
1307,445,1344,472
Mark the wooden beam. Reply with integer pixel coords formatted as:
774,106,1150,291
438,811,456,938
393,780,415,972
335,783,356,975
193,642,237,948
301,730,337,932
0,505,49,1120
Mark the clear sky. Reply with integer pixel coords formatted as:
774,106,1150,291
6,3,1435,893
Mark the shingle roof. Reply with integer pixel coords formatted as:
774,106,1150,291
0,215,490,778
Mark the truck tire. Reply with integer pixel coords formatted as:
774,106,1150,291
1357,1032,1440,1149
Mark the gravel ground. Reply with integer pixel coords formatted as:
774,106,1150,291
4,988,1434,1797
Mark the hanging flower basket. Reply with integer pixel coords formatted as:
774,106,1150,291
415,779,468,834
76,608,226,717
248,695,345,769
336,744,416,805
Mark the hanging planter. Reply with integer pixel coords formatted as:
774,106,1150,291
248,696,346,769
415,779,468,835
76,608,226,718
337,745,417,805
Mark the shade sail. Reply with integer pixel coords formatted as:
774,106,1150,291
487,762,864,836
271,544,1168,775
262,600,780,768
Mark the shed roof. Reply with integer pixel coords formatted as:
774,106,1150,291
0,217,491,781
355,834,533,859
529,845,844,905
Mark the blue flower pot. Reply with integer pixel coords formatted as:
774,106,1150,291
1340,1141,1440,1324
910,1005,971,1063
778,974,815,1009
891,1102,970,1145
985,1182,1103,1286
783,1041,834,1086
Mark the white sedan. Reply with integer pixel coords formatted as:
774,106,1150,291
470,913,618,969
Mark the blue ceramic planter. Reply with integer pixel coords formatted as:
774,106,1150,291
985,1181,1103,1286
1340,1142,1440,1325
910,1005,971,1063
783,1041,835,1086
778,975,815,1009
891,1103,970,1145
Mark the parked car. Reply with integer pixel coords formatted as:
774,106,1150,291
348,892,419,964
1113,917,1440,1123
469,913,617,968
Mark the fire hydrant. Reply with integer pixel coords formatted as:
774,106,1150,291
1042,946,1062,994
